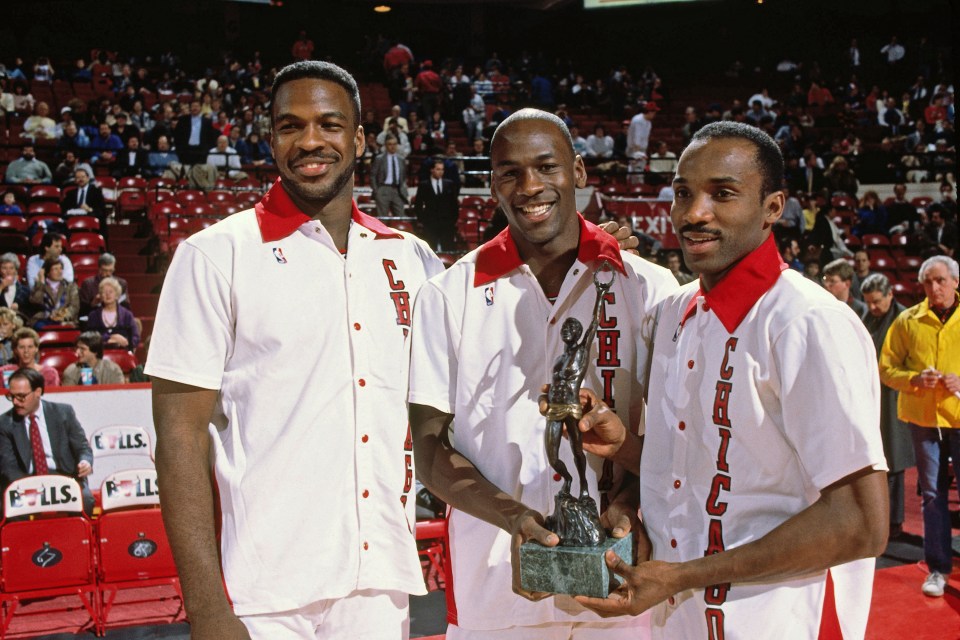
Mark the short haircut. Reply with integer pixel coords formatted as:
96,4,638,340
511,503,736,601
690,120,785,199
42,257,63,275
13,327,40,350
98,276,122,296
823,258,855,282
777,237,797,254
98,252,116,267
490,108,575,159
0,252,20,271
861,273,892,296
40,232,65,251
77,331,104,359
270,60,361,125
10,367,44,393
0,307,23,330
919,255,959,281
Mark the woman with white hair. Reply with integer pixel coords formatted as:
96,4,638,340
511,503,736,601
83,277,140,349
0,253,29,313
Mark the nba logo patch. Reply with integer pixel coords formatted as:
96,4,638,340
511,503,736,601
484,286,494,306
273,247,288,264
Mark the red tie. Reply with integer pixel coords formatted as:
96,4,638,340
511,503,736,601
29,414,48,475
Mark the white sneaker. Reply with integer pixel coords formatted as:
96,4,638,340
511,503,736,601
922,571,946,597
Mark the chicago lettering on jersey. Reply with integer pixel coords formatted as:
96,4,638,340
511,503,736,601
704,336,738,637
400,423,414,508
383,259,412,335
595,291,620,504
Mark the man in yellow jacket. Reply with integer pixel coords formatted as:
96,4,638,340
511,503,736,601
880,255,960,598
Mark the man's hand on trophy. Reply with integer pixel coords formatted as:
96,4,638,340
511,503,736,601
574,551,678,618
599,220,639,255
510,509,558,602
575,388,627,459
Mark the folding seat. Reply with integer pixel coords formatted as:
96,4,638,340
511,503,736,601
29,185,62,203
861,234,890,247
116,191,147,218
174,190,205,207
37,328,81,349
71,253,100,272
117,177,147,192
38,348,78,377
102,350,139,378
67,232,106,254
830,194,856,211
207,190,235,206
0,475,99,638
460,195,486,210
66,216,101,232
96,469,182,634
26,201,62,217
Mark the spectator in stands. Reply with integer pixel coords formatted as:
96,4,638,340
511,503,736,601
626,101,658,158
61,331,125,386
0,368,93,514
29,259,79,329
887,183,921,235
290,29,314,62
371,136,408,217
26,233,74,289
413,159,459,251
745,99,774,125
940,182,958,218
9,82,34,115
855,190,889,237
860,273,914,539
880,97,906,135
823,258,868,318
879,255,959,598
825,155,859,198
880,36,906,73
206,135,246,180
53,151,94,188
0,308,22,366
236,131,272,166
851,250,876,302
382,104,408,134
778,237,803,271
775,187,805,236
584,124,614,159
57,122,89,155
463,137,490,188
427,110,447,152
111,112,141,147
569,124,588,157
61,168,106,232
88,122,123,167
647,140,678,175
666,251,696,285
114,135,148,178
83,276,139,350
462,98,484,143
4,145,52,184
22,101,57,141
680,106,702,145
79,253,128,317
376,118,411,158
924,204,958,257
1,328,60,387
792,148,825,194
415,60,442,119
806,82,834,107
129,100,153,135
0,193,22,216
146,135,179,177
174,99,218,165
0,253,28,314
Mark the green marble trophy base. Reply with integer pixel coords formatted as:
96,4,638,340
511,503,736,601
519,532,633,598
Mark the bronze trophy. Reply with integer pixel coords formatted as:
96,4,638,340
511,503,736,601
520,263,633,598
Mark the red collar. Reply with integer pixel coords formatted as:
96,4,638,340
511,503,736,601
255,179,402,242
680,234,787,334
473,214,625,287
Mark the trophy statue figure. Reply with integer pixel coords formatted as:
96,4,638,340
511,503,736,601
520,261,631,597
543,264,614,547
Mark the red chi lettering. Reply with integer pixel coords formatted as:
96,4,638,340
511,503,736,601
382,259,405,290
596,330,621,367
598,292,617,327
705,474,731,516
712,381,732,427
719,337,737,380
600,369,617,409
390,291,411,328
705,607,726,639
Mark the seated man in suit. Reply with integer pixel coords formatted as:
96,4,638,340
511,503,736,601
0,368,94,515
413,159,460,250
113,135,148,178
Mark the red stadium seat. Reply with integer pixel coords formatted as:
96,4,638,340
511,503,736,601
911,196,933,208
38,328,81,349
66,216,101,232
830,195,857,211
67,232,106,254
29,185,62,202
147,177,176,191
96,469,182,634
27,201,62,216
0,476,99,638
117,191,147,217
415,518,448,591
103,350,139,375
118,177,147,192
0,217,28,234
174,190,205,207
39,348,78,375
896,255,922,275
235,191,261,208
87,426,155,492
71,253,100,272
207,190,236,205
861,234,890,247
183,203,215,218
461,195,486,209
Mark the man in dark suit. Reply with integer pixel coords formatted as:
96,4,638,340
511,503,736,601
61,168,107,241
173,99,218,165
414,159,460,250
113,135,149,178
370,136,409,216
0,368,94,515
